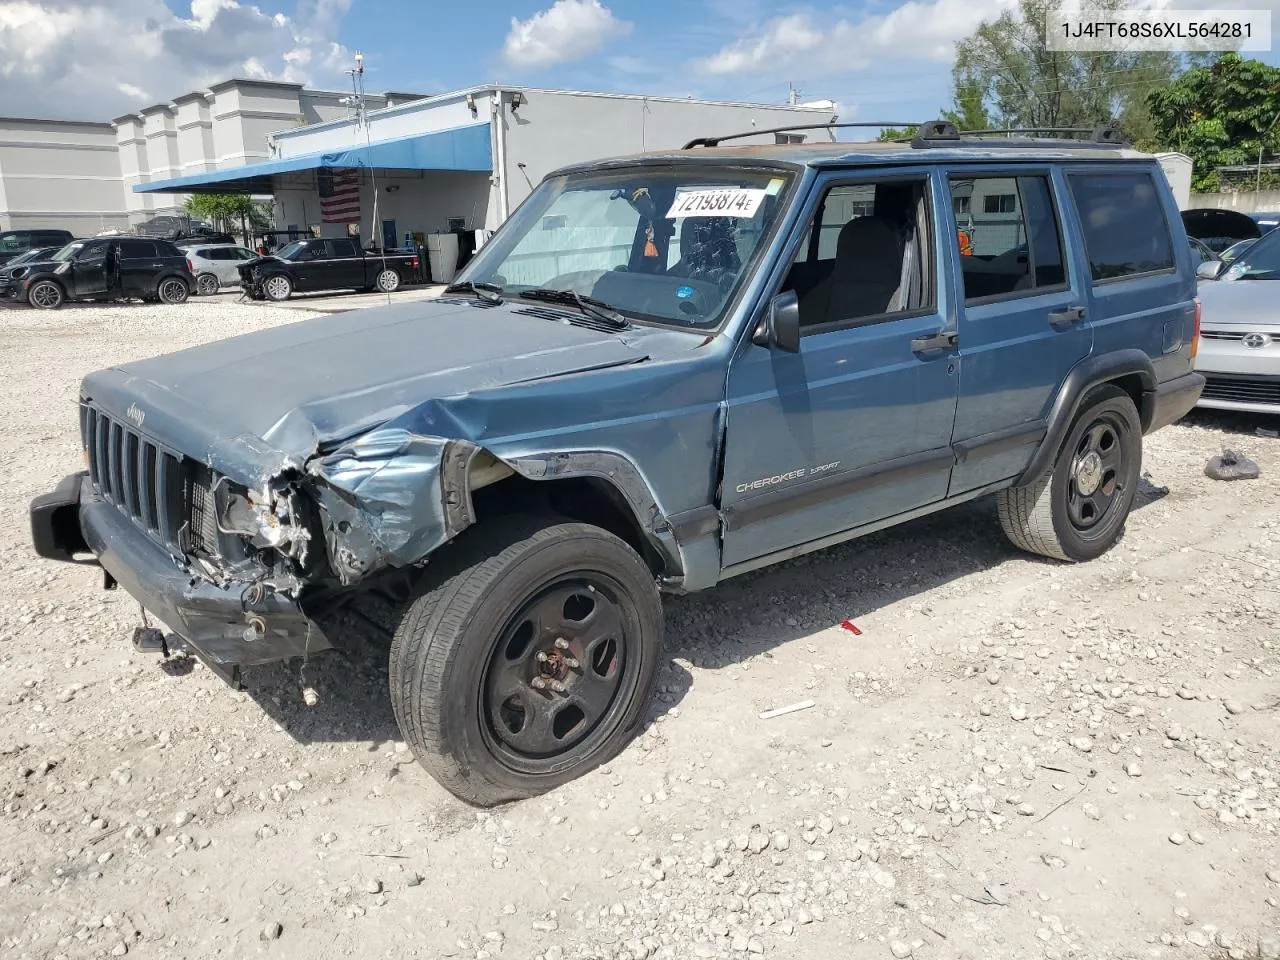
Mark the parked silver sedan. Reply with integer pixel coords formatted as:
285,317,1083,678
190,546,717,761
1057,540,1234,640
183,243,259,295
1195,229,1280,414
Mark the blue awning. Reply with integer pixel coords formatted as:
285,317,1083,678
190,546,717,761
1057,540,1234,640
134,122,492,194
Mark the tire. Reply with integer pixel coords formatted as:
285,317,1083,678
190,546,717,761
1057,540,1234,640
997,385,1142,562
157,277,189,304
27,280,64,310
262,274,292,301
375,268,401,293
195,273,219,296
389,517,663,806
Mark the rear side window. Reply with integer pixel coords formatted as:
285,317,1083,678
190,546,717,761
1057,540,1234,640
153,241,182,257
119,240,157,259
1069,172,1174,282
1,231,30,251
949,175,1066,301
326,239,360,258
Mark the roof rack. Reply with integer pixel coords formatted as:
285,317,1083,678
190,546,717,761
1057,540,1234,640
680,119,1129,152
682,121,923,150
911,120,1128,147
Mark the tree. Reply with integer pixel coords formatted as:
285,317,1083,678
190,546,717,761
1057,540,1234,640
1147,54,1280,191
184,194,273,243
877,126,918,141
950,0,1177,142
941,78,992,132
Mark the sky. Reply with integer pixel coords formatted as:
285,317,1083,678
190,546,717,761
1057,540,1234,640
1,0,1279,129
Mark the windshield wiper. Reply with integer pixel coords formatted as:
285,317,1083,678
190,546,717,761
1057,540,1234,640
444,280,504,304
517,288,630,329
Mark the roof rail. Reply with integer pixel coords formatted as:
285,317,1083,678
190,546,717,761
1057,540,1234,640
682,121,922,150
912,122,1129,148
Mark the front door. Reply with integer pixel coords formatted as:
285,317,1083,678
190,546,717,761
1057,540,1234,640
719,171,960,569
69,241,111,297
944,168,1093,493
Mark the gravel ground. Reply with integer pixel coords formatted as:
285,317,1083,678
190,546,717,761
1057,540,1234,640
2,298,1279,960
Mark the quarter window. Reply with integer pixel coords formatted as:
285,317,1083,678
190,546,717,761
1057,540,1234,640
950,175,1066,301
1069,172,1174,281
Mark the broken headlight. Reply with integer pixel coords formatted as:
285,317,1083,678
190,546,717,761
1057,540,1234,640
219,482,312,565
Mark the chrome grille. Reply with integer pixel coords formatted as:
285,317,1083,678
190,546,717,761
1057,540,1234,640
1201,330,1278,343
81,403,205,553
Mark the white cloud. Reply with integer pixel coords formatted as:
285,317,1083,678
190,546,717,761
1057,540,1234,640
0,0,353,120
502,0,630,68
696,0,1018,77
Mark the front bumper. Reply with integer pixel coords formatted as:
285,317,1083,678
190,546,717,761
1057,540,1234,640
1196,335,1280,413
30,473,330,667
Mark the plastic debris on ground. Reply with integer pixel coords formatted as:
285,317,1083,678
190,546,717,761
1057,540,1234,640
1204,449,1260,481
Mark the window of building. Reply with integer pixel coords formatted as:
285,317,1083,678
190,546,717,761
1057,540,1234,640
1069,172,1175,281
949,175,1066,301
983,193,1017,214
953,196,971,215
775,133,806,144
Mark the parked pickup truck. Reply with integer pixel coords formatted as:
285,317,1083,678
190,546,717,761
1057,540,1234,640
239,237,417,300
30,120,1203,806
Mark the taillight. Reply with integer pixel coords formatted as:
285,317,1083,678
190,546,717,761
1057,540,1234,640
185,258,195,273
1190,297,1201,360
410,256,419,269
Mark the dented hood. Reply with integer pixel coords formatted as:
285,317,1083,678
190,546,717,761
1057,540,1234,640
100,297,651,461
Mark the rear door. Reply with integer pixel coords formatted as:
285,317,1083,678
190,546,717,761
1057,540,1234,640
944,167,1093,493
324,238,365,289
118,239,159,297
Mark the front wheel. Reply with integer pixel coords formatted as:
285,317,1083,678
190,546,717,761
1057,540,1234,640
27,280,64,310
389,518,663,806
195,273,219,296
997,385,1142,562
262,274,292,301
375,268,401,293
157,277,189,304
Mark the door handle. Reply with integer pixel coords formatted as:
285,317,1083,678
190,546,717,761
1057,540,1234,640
1049,306,1085,330
910,330,958,353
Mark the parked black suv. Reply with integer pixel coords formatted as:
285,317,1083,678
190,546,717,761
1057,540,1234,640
12,237,192,309
0,228,75,266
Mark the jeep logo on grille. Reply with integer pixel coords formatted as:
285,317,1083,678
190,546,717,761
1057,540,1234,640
125,403,145,428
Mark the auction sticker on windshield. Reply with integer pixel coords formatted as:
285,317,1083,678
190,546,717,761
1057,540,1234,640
667,188,766,219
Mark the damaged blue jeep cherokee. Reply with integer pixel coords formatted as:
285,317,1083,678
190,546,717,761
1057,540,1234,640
31,120,1204,805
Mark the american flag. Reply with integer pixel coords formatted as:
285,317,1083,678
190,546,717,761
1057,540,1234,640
318,167,361,224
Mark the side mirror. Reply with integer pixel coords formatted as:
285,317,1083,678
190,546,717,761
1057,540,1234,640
1196,259,1224,281
753,290,801,353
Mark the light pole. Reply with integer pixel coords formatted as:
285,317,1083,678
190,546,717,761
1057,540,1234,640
1257,108,1280,195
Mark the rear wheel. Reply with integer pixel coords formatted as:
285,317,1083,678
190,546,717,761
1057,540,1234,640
27,280,63,310
389,517,662,806
195,273,219,296
263,274,292,301
157,277,189,304
375,268,401,293
997,386,1141,562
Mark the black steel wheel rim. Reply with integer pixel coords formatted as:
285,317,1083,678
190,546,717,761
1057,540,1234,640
1067,412,1126,535
480,575,636,773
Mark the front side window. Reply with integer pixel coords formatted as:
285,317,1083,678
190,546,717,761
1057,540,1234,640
950,175,1066,301
781,176,934,329
455,165,794,329
1069,172,1174,282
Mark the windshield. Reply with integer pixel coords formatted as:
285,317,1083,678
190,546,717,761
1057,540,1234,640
1226,228,1280,279
275,241,306,260
455,166,795,329
50,242,84,262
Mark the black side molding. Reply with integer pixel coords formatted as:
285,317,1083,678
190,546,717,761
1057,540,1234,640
1016,350,1156,487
